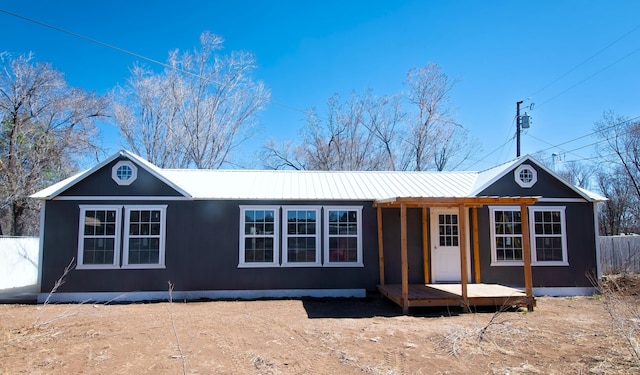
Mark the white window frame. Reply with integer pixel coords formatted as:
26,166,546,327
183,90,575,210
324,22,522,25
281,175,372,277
529,206,568,266
112,161,137,186
324,206,363,267
239,206,280,268
514,164,537,188
489,205,569,267
282,206,321,267
122,205,167,269
489,206,524,266
77,205,122,269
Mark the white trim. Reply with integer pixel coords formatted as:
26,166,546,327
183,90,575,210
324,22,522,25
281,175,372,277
239,206,280,267
37,288,367,303
323,206,364,267
471,155,598,202
37,202,46,290
537,197,587,203
489,206,524,266
529,206,569,266
32,150,192,200
430,207,472,283
489,205,570,266
53,196,190,201
593,202,602,279
532,287,597,297
122,205,167,269
281,206,322,267
76,205,122,270
514,164,537,188
111,160,137,186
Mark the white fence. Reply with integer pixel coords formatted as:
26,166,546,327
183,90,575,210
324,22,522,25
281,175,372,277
600,235,640,274
0,236,39,289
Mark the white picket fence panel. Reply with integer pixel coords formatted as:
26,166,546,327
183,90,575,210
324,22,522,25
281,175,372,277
600,236,640,274
0,236,39,289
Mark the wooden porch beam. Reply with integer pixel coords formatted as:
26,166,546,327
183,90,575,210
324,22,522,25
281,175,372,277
472,207,481,283
459,205,469,312
520,203,534,311
373,196,539,208
377,207,385,286
422,208,429,284
400,203,409,314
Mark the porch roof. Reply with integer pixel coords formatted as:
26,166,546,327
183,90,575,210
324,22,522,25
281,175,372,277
373,196,539,208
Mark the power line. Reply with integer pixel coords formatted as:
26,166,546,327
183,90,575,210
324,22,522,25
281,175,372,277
535,45,640,109
0,8,312,117
466,137,515,169
534,115,640,155
528,22,640,99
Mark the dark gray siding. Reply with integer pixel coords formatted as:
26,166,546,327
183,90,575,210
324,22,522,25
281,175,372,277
380,208,427,284
479,163,583,199
61,157,183,197
475,162,598,288
40,199,380,294
475,203,598,288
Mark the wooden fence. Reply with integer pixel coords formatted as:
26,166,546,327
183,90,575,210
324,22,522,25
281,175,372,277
600,235,640,274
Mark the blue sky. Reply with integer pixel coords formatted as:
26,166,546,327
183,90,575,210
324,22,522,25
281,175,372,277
1,1,639,170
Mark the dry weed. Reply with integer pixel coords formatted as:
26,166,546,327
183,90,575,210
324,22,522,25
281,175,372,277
596,273,640,365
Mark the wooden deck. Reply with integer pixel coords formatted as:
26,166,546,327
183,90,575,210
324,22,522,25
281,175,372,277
378,283,534,310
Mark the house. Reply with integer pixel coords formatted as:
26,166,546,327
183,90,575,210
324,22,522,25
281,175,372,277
31,150,605,312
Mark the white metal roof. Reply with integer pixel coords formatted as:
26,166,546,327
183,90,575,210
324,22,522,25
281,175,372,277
160,169,479,200
30,150,606,202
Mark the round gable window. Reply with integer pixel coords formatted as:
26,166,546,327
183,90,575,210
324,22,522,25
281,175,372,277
112,161,137,186
514,164,537,188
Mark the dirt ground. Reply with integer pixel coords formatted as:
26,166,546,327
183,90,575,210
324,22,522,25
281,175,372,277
1,283,639,374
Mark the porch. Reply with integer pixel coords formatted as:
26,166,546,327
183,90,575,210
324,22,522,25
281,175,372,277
377,283,532,309
373,196,539,314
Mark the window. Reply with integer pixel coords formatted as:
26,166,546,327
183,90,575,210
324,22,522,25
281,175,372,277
123,206,167,268
489,206,568,266
77,205,166,269
282,207,321,266
239,206,279,267
78,206,122,269
530,207,567,264
438,213,459,246
514,164,537,188
324,207,363,266
112,161,137,185
490,207,523,264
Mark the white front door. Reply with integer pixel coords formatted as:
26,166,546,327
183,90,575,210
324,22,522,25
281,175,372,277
430,208,469,283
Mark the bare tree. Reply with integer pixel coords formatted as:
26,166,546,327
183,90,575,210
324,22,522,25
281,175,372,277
596,168,638,235
401,63,477,171
554,160,594,189
260,138,306,170
432,125,481,171
262,91,400,171
113,31,270,169
0,52,107,235
261,63,477,172
594,111,640,233
113,64,188,168
595,111,640,199
301,92,384,170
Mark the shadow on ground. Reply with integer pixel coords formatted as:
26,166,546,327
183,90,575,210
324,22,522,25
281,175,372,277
0,284,38,304
302,293,467,319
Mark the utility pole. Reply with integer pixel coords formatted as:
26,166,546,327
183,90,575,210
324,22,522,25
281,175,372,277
516,100,523,157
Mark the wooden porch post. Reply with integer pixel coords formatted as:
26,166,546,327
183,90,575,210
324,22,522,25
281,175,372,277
422,207,429,284
400,203,409,314
458,205,469,312
377,207,385,286
520,204,534,311
472,207,481,283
